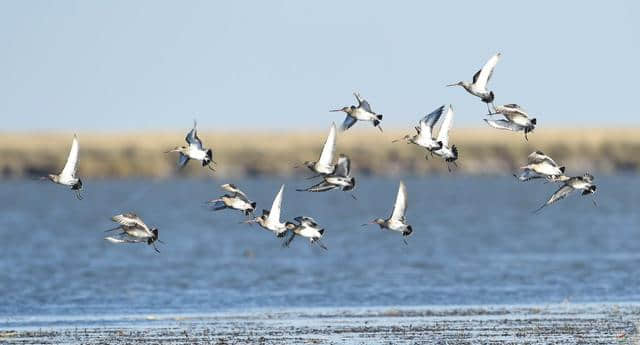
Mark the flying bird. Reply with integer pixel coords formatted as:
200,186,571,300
534,173,597,213
296,154,356,198
362,181,413,244
431,105,459,171
297,122,337,178
104,213,162,253
208,183,257,216
393,105,446,155
331,92,383,132
42,134,83,200
485,104,537,140
514,151,566,182
447,52,501,114
244,184,289,237
283,216,327,250
166,120,215,171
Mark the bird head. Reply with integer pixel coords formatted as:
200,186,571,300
446,81,465,88
165,146,185,153
47,174,58,183
330,106,353,114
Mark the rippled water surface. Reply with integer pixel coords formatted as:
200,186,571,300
1,176,639,322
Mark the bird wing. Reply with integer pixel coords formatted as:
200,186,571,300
474,52,501,90
185,120,204,150
340,115,358,131
60,135,79,179
221,183,249,200
390,181,408,222
354,92,373,113
537,184,575,211
111,213,151,234
527,151,558,167
318,123,337,169
294,216,318,228
177,153,190,168
515,169,545,182
484,119,523,132
436,106,454,147
266,184,285,225
298,180,336,193
104,233,147,244
333,154,351,177
419,105,445,139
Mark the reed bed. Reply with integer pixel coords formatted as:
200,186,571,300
1,128,639,178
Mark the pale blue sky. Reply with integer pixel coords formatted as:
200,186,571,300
1,1,638,131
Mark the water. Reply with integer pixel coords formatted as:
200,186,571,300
1,176,639,325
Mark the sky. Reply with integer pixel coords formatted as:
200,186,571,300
0,1,638,131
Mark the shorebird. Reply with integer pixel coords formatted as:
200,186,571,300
42,134,83,199
362,180,413,244
447,52,501,114
534,173,597,213
431,105,459,171
485,104,537,140
297,122,337,178
331,92,383,132
296,154,356,198
207,183,257,216
282,216,327,250
244,184,289,237
514,151,566,182
104,213,162,253
166,120,215,171
393,105,446,155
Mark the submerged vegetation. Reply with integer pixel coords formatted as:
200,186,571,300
1,128,639,178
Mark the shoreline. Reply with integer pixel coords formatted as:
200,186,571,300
2,303,638,344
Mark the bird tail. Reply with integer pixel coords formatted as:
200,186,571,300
560,166,566,173
318,229,325,236
376,114,383,121
531,118,537,125
251,202,257,209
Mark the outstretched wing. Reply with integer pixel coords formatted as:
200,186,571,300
318,123,337,169
297,180,336,193
111,213,149,233
536,184,575,212
221,183,249,200
474,52,501,90
60,135,79,179
515,169,545,182
333,154,351,177
527,151,558,167
185,120,204,150
294,216,318,227
266,184,285,225
484,119,523,132
354,92,373,113
419,105,445,139
104,233,147,244
390,180,408,222
340,115,358,131
436,105,454,147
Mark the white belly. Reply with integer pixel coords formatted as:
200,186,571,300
188,146,207,161
352,108,375,121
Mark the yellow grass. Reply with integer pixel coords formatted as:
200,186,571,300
1,128,639,178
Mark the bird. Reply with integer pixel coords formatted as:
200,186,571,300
392,105,446,155
331,92,383,132
431,105,459,171
282,216,327,250
362,180,413,244
296,154,356,198
447,52,501,114
484,104,536,140
244,184,289,237
207,183,257,216
42,134,83,200
103,213,162,253
534,173,597,213
297,122,337,178
514,151,566,182
166,120,215,171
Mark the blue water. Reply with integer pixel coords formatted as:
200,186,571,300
1,176,639,321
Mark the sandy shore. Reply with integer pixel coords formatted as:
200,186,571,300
2,303,639,344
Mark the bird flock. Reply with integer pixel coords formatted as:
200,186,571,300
42,52,597,253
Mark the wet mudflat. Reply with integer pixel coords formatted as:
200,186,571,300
3,304,639,344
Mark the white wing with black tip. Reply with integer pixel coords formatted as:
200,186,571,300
473,53,501,90
185,120,204,150
390,181,408,222
60,135,79,180
436,105,454,147
354,92,373,113
266,184,284,227
419,105,445,140
317,123,337,169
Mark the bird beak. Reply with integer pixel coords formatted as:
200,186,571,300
330,109,342,112
446,83,459,87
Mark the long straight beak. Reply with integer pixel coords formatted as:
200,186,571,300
330,109,342,112
446,83,459,87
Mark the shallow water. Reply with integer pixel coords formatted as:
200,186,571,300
1,176,639,325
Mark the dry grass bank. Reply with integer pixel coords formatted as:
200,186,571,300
1,128,638,178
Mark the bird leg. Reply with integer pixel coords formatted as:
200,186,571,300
151,243,160,253
75,190,83,200
377,125,384,133
349,193,358,200
486,103,493,115
403,238,408,246
104,226,122,233
317,240,328,251
207,163,216,172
